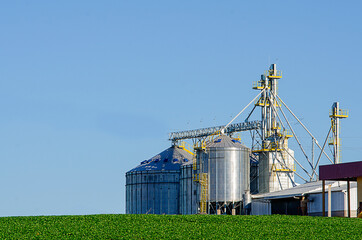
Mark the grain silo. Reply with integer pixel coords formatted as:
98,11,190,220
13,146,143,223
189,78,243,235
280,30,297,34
179,161,199,214
203,135,251,215
125,146,193,214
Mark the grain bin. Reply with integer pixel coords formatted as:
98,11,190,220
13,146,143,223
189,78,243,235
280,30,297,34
204,135,250,214
179,161,199,214
125,146,193,214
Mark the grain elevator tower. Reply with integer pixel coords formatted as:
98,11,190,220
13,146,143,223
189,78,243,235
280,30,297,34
252,64,295,193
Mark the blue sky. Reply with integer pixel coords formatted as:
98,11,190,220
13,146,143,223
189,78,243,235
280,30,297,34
0,1,361,216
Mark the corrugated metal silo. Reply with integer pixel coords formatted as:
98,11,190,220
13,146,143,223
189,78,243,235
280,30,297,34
125,146,193,214
204,135,251,214
179,162,199,214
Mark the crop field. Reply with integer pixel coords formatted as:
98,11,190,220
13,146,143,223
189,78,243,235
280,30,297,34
0,214,361,239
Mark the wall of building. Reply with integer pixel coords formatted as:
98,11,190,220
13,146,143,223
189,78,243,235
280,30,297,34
308,189,357,217
250,200,271,215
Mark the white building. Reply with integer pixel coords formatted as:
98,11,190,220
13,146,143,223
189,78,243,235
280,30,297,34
251,181,358,217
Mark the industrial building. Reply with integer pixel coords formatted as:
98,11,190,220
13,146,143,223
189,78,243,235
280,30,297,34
125,64,358,216
251,180,358,217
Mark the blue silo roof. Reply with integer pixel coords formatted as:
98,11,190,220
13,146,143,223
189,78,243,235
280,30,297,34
127,146,194,173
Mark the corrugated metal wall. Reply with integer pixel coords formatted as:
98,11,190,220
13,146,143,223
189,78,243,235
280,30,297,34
179,164,198,214
126,170,180,214
251,200,271,215
308,190,357,217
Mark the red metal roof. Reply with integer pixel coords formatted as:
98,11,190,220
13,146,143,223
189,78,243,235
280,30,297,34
319,161,362,181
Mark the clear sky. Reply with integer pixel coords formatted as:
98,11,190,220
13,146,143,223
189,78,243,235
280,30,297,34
1,1,361,217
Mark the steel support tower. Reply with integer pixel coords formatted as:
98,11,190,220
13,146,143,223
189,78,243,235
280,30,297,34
252,64,295,193
329,102,348,164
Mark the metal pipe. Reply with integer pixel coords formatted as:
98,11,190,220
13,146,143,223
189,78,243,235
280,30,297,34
222,89,266,133
311,126,332,180
275,170,283,191
277,95,334,164
312,138,314,168
270,91,318,177
276,148,309,182
277,149,297,187
245,105,257,122
268,95,286,130
272,152,291,190
262,89,267,140
268,97,298,186
277,102,318,177
334,102,340,164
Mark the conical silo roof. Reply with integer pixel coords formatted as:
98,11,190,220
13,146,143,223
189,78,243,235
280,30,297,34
207,134,247,148
127,145,193,173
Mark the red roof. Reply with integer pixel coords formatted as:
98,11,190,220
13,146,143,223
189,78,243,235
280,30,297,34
319,161,362,181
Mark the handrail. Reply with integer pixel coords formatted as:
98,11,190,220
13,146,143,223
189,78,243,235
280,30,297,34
265,70,282,77
329,109,349,117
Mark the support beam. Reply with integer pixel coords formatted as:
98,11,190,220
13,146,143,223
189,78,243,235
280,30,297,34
311,126,332,180
322,180,325,217
328,184,332,217
277,95,334,164
282,146,313,180
278,104,316,177
270,150,299,185
347,180,350,218
222,89,266,132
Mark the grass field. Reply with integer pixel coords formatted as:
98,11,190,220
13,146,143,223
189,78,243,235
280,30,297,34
0,214,361,239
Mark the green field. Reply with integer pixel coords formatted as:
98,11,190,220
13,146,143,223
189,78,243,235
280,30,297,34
0,214,361,239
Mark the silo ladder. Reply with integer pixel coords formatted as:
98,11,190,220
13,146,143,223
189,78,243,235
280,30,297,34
200,173,208,214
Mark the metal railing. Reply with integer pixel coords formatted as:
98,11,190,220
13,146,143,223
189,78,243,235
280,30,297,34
178,141,194,155
283,129,293,138
329,109,349,117
253,141,281,151
265,70,282,78
252,81,265,89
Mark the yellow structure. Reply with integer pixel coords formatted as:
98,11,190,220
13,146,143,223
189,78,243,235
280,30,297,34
329,102,348,164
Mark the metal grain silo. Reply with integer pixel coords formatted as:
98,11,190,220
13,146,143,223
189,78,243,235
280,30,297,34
125,146,193,214
204,135,250,214
180,161,199,215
